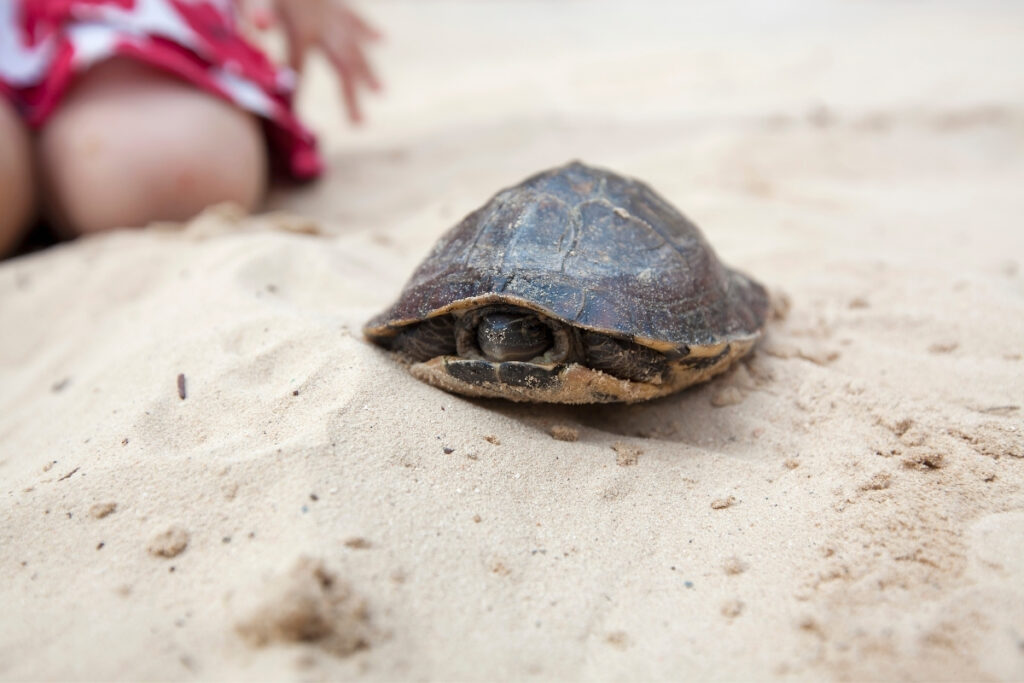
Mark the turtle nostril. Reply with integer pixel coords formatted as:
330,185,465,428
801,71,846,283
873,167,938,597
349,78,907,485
477,313,552,362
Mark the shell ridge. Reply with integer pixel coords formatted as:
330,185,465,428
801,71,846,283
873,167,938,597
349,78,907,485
501,188,555,275
559,201,584,275
575,288,588,321
461,192,511,268
613,196,697,273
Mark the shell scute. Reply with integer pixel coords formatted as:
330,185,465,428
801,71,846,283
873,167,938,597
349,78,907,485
366,162,766,349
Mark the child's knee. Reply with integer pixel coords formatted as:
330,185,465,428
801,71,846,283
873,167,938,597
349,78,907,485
37,60,267,236
0,98,35,255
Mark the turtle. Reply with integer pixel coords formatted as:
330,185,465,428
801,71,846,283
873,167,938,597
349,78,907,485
363,161,769,403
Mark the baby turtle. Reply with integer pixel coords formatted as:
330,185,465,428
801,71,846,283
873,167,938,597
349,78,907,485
364,161,768,403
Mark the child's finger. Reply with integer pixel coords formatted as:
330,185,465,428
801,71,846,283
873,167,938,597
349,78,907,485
280,15,308,73
324,21,380,92
341,5,383,42
340,71,363,124
346,42,381,92
326,50,363,123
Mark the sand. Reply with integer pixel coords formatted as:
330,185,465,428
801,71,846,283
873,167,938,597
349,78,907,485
2,1,1023,680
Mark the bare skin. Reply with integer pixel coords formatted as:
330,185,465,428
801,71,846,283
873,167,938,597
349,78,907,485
37,58,267,237
245,0,382,122
0,0,380,257
0,97,34,254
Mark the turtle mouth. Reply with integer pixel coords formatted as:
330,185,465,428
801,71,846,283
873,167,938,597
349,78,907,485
456,306,575,364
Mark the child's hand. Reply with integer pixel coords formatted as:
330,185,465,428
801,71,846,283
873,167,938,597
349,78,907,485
245,0,382,124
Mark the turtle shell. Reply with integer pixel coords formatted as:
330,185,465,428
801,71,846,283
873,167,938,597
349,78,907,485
365,161,768,351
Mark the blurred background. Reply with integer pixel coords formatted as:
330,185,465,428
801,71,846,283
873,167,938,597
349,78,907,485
269,0,1023,261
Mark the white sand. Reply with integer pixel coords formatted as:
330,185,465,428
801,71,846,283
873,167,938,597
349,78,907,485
2,1,1023,679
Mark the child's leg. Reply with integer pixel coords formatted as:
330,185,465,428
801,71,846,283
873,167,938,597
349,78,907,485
0,98,35,255
36,58,268,237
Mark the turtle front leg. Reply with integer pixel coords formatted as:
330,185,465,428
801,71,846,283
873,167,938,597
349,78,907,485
389,316,457,361
582,331,668,383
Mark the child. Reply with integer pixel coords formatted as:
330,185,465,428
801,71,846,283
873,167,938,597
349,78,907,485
0,0,380,256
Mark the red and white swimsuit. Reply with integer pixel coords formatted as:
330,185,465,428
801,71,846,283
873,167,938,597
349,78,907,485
0,0,321,179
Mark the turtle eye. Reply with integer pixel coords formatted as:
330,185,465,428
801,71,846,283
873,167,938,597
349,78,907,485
477,312,552,362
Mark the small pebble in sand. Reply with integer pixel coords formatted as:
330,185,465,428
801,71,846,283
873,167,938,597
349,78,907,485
721,600,745,619
848,296,870,309
859,472,892,491
483,435,501,445
798,616,824,636
176,373,187,400
605,631,630,649
899,429,927,447
928,341,959,354
344,537,372,550
761,338,798,359
878,416,914,437
710,386,745,407
902,451,946,470
723,556,748,575
222,482,239,501
783,459,800,470
89,502,117,519
711,496,737,510
549,425,579,442
612,442,641,466
797,347,840,366
148,526,189,558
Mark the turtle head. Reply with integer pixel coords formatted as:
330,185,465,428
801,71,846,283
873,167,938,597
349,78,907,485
475,311,553,362
455,305,574,364
380,304,571,365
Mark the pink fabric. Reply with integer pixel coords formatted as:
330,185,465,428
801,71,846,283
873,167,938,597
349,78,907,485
0,0,321,179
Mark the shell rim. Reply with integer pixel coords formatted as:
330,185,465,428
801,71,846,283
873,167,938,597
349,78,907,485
363,293,763,354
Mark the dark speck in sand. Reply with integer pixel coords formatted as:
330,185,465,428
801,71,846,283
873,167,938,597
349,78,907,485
443,447,454,454
177,373,187,400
